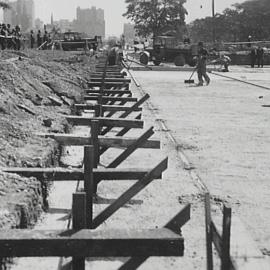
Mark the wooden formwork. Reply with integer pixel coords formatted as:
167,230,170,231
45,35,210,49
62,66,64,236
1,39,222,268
0,58,191,269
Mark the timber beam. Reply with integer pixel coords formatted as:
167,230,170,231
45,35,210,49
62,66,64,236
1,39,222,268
38,133,160,149
65,116,144,128
2,167,162,181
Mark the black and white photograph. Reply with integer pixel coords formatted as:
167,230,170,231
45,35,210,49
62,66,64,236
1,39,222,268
0,0,269,269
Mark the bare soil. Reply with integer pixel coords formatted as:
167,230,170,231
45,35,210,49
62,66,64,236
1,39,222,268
0,50,94,237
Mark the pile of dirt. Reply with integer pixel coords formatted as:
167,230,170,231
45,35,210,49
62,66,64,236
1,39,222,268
0,50,94,230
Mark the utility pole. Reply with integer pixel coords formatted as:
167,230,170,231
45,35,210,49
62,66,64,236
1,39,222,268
212,0,215,43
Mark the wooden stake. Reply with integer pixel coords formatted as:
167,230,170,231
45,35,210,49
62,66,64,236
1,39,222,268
221,204,232,270
84,147,94,228
205,192,213,270
72,192,86,270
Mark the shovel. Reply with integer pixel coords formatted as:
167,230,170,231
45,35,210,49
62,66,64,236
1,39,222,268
184,67,197,84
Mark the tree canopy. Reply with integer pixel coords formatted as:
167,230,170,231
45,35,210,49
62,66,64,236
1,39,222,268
0,1,10,9
188,0,270,43
123,0,188,40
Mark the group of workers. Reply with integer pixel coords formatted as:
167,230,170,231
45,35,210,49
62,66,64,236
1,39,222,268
0,23,22,50
250,46,264,68
30,30,52,49
0,23,52,50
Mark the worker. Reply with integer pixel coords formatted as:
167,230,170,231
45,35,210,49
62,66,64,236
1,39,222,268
0,24,7,50
30,30,35,49
43,31,48,49
196,41,210,86
108,45,117,65
256,46,264,68
14,25,21,50
250,47,257,68
6,24,13,49
37,30,42,48
211,53,231,72
247,35,252,47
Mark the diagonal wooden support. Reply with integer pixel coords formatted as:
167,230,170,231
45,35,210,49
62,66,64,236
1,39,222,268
100,94,149,136
118,204,191,270
92,158,168,229
66,116,144,129
99,113,142,155
107,127,155,168
105,92,128,117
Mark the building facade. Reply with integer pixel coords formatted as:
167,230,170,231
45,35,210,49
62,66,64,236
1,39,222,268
3,0,35,31
74,6,105,38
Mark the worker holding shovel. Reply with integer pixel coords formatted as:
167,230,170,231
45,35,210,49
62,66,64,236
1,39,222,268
196,41,210,86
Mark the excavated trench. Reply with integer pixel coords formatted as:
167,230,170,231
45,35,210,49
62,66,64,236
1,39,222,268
0,50,93,270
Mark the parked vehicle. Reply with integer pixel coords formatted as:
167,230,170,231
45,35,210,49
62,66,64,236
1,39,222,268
59,31,102,51
139,36,197,66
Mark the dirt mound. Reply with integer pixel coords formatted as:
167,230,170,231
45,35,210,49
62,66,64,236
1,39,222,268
0,50,94,231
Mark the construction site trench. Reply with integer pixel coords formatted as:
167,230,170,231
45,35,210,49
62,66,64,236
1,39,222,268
0,50,270,270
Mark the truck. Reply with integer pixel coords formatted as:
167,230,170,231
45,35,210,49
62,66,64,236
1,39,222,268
59,32,102,51
139,36,198,66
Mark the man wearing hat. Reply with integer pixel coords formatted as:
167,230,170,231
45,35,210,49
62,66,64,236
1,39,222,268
196,42,210,86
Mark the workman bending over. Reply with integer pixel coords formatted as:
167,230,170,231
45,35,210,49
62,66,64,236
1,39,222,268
197,42,210,86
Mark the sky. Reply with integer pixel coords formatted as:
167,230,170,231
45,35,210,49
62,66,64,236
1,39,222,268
7,0,248,37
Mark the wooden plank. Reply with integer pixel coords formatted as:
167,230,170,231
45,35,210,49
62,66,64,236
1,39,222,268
91,73,124,77
66,116,144,129
90,121,100,167
104,92,127,116
91,74,124,78
38,133,160,149
75,104,141,112
2,167,162,180
87,82,129,88
83,147,94,228
100,94,149,136
165,204,191,233
0,228,183,257
205,192,213,270
119,204,191,270
48,96,62,106
107,127,154,168
72,193,86,270
221,204,232,270
84,96,137,102
90,78,131,83
92,158,168,228
99,113,142,155
85,90,132,95
211,221,222,256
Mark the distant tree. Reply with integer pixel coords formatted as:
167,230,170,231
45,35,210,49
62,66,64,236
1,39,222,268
123,0,188,40
0,1,10,9
188,0,270,43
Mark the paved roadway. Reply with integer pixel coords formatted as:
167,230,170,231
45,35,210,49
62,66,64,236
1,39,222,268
132,66,270,259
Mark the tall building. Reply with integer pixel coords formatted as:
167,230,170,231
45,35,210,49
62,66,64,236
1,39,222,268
3,0,35,31
74,6,105,38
